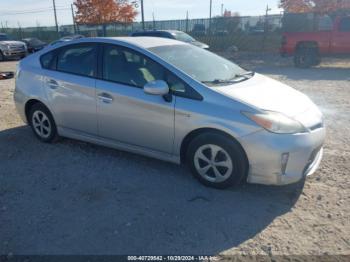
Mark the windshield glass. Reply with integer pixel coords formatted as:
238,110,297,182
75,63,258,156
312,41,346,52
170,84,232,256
0,35,9,41
149,44,247,84
171,32,195,42
29,38,44,45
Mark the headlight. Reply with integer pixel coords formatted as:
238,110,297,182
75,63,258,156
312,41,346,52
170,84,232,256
242,111,307,134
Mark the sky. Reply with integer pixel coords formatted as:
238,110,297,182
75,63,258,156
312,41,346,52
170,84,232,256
0,0,282,28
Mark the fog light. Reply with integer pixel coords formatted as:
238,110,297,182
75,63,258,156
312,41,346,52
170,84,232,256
281,153,289,175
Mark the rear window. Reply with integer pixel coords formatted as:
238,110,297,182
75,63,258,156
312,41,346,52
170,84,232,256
282,13,334,32
56,44,97,77
40,51,55,69
339,17,350,32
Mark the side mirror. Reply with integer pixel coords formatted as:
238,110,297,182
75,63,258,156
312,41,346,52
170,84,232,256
144,80,169,96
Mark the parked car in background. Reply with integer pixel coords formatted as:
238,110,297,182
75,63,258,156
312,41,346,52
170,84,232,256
281,14,350,68
0,33,27,61
50,34,85,46
22,38,47,53
131,30,209,49
192,24,206,36
14,37,325,189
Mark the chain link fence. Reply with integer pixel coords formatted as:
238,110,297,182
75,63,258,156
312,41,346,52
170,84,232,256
1,14,284,52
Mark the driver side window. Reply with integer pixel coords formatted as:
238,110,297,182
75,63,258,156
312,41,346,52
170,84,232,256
339,17,350,32
102,44,187,94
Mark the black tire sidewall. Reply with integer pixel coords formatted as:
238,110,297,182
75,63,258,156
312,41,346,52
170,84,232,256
0,51,4,62
294,48,316,68
186,133,248,189
29,104,57,143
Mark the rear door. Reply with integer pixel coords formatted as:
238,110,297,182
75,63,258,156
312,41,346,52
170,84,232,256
43,43,98,135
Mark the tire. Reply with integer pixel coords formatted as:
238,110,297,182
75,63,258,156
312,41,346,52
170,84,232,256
186,133,248,189
29,103,58,143
0,51,5,62
294,48,318,68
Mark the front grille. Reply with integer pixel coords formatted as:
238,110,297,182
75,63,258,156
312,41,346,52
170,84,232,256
9,45,25,52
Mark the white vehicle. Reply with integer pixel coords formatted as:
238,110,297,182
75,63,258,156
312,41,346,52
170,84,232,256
0,33,27,61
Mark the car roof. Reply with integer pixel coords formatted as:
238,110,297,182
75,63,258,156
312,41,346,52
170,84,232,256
54,36,186,49
105,36,186,48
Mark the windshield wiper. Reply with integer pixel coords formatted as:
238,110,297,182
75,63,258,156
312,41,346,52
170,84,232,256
235,71,255,79
202,71,256,85
201,79,238,85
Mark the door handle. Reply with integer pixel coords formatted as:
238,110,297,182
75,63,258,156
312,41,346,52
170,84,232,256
47,79,59,89
98,93,113,104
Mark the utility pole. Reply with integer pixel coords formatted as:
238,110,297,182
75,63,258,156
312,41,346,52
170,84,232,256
152,12,155,30
186,10,189,33
52,0,59,37
209,0,212,33
263,5,272,51
17,22,23,39
71,4,76,34
265,5,271,33
221,3,224,16
141,0,145,30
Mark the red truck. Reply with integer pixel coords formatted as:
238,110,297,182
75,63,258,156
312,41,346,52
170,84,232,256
281,15,350,68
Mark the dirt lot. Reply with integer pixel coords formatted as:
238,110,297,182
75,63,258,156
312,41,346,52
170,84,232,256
0,56,349,257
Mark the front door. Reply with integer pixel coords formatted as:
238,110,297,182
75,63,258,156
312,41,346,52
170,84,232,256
332,17,350,54
96,44,175,154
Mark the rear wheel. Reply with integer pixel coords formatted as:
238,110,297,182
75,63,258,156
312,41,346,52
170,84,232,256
0,51,4,62
29,103,58,143
294,48,319,68
186,133,248,189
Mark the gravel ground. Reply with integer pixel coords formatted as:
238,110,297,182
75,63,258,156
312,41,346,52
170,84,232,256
0,55,349,257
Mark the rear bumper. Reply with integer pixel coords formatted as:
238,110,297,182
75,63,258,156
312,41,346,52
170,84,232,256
239,127,326,186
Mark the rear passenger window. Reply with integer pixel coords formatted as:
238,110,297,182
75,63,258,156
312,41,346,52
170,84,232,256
40,51,55,69
57,44,97,77
339,17,350,32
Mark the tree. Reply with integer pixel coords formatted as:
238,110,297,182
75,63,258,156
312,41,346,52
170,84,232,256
74,0,137,35
280,0,350,13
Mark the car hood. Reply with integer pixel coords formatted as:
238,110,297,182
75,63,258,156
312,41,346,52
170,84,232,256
215,73,323,126
0,40,24,45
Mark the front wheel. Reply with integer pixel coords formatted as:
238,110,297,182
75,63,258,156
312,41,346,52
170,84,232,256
186,133,248,189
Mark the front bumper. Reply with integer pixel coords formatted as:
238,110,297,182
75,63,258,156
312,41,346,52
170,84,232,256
239,127,326,185
3,50,27,58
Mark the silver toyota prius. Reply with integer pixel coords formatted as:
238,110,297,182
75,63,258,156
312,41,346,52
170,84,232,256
14,37,326,189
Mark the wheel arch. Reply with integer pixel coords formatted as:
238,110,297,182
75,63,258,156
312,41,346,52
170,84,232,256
25,99,52,123
179,127,249,166
295,41,319,52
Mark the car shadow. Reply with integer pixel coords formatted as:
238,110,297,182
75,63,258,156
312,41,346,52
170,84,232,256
0,126,304,255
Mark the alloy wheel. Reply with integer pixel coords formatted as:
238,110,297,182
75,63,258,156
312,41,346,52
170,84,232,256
194,144,233,183
32,110,52,139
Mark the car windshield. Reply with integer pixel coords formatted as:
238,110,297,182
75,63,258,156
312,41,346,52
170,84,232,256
0,35,9,41
148,44,248,85
171,32,195,42
26,38,44,45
